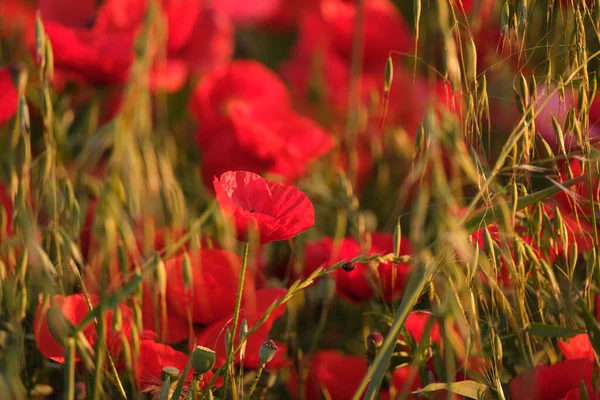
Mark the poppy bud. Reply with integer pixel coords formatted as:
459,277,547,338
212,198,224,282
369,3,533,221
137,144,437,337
367,332,384,349
160,366,180,383
342,262,356,272
190,346,216,375
367,331,384,365
46,305,72,346
258,340,278,366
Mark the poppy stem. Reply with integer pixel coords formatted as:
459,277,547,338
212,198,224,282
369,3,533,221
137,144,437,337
223,241,250,397
246,363,265,400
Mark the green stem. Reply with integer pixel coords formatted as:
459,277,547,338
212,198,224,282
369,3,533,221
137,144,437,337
246,364,265,400
223,241,250,397
64,337,76,400
352,259,433,400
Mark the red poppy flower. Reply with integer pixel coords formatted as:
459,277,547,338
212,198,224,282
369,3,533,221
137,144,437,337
227,102,333,178
213,171,315,244
195,288,289,370
319,0,412,69
286,349,421,400
39,0,96,27
510,358,596,400
34,293,132,363
95,0,233,91
199,129,273,188
403,311,442,343
164,248,256,325
561,384,599,400
282,0,417,126
43,20,135,85
553,158,600,218
213,0,280,26
169,4,233,77
0,0,35,45
189,60,291,140
141,283,190,344
136,338,215,396
558,334,595,361
0,67,18,127
303,233,412,301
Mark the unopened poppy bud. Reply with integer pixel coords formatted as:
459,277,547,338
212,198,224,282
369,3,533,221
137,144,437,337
46,305,71,346
342,262,356,272
258,340,278,365
160,366,180,382
190,346,216,375
367,331,384,349
366,331,384,365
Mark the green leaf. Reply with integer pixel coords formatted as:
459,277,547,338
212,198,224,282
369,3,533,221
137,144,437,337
527,323,586,338
415,381,489,399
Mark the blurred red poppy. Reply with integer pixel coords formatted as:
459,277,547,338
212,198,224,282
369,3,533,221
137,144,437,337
213,0,281,26
0,0,35,45
227,103,333,179
43,21,135,85
0,67,18,126
136,338,215,395
93,0,232,91
195,288,289,370
554,158,600,217
213,171,315,244
164,248,255,325
141,283,190,344
510,358,596,400
190,60,291,140
39,0,97,27
560,384,599,400
34,293,132,363
319,0,412,69
286,349,421,400
303,233,412,301
282,0,419,129
558,334,595,361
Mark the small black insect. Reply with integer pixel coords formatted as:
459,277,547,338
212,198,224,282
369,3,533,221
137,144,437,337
342,262,355,272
